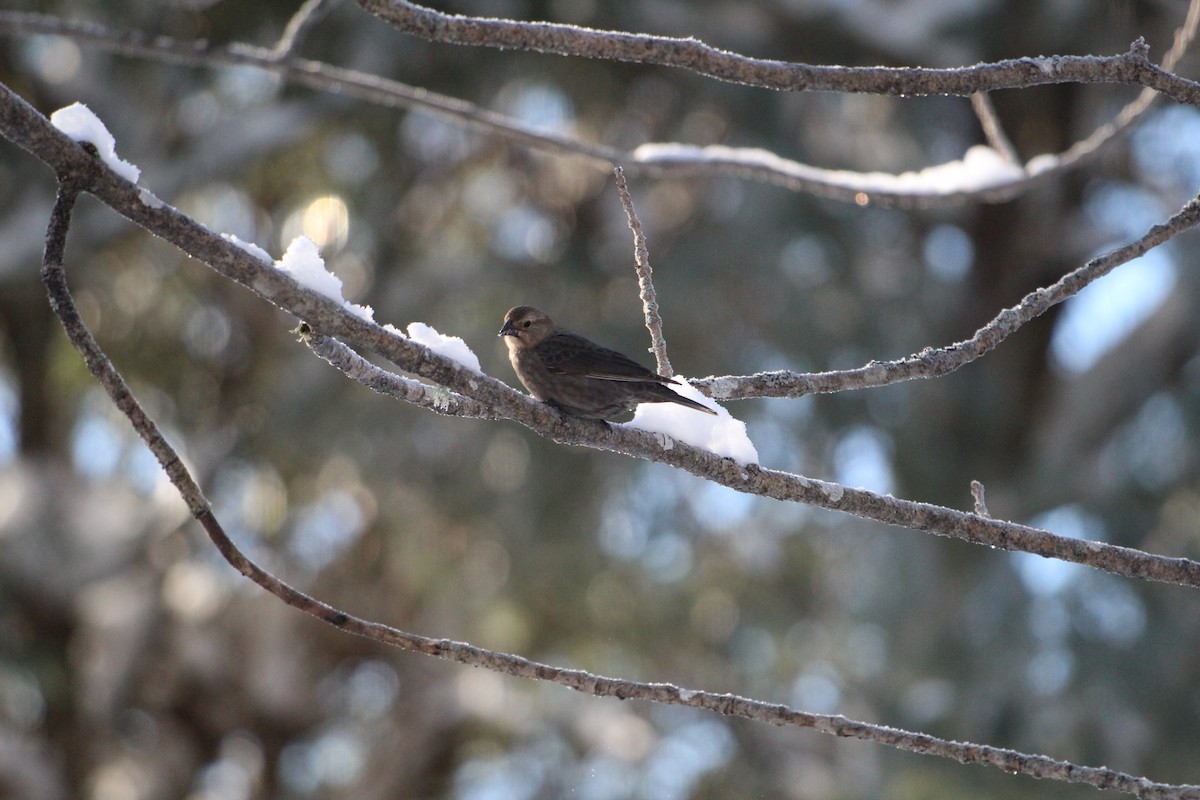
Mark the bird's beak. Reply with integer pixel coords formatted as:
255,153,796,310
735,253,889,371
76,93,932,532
498,320,517,337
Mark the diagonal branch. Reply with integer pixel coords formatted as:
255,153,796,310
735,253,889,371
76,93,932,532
970,92,1020,165
692,195,1200,400
1047,0,1200,175
37,145,1200,800
300,325,499,419
272,0,340,59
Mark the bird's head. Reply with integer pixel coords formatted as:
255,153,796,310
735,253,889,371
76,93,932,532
499,305,554,348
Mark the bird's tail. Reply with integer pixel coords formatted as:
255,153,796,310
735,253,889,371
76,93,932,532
671,392,718,416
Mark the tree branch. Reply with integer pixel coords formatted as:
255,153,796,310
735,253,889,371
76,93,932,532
35,151,1200,799
614,166,672,376
692,193,1200,399
970,92,1020,165
2,8,1199,207
4,79,1200,592
300,325,499,419
271,0,339,59
356,2,1200,100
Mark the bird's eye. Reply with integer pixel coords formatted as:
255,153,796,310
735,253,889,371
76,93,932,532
522,320,532,328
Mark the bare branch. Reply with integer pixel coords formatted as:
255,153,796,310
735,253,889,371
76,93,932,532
970,92,1020,165
272,0,340,59
1028,0,1200,184
355,2,1200,101
0,11,620,166
614,167,672,376
41,176,211,520
692,194,1200,400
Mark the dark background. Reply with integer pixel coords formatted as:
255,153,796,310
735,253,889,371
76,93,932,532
2,1,1200,798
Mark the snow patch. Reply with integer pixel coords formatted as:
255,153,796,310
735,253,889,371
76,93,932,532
623,377,758,465
137,188,163,209
275,236,375,322
703,376,739,399
816,480,845,503
50,102,141,182
406,322,482,374
634,143,1026,197
221,233,272,264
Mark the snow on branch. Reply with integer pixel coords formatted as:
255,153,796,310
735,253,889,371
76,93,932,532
33,151,1200,800
2,7,1200,207
4,81,1200,592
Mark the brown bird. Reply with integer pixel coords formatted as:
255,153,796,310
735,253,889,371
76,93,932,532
499,305,717,420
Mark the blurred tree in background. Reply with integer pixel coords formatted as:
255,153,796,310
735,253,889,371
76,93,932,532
3,0,1200,798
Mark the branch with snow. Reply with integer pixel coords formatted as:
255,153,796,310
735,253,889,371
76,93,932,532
302,327,495,419
5,84,1200,590
33,131,1200,800
2,5,1198,207
6,3,1200,795
49,101,141,182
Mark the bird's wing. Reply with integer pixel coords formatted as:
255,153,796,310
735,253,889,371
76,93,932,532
539,332,671,384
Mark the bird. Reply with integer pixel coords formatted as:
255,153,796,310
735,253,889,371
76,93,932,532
499,305,717,420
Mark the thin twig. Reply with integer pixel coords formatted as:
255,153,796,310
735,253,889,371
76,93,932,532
1036,0,1200,180
272,0,340,59
38,163,1200,800
971,480,991,518
614,166,672,376
970,92,1020,165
